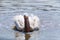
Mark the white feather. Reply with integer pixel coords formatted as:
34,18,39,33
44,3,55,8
29,14,40,29
13,14,40,30
14,15,24,29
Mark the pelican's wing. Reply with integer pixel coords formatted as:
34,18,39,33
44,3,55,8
29,16,34,29
14,15,24,29
33,16,40,28
29,15,40,29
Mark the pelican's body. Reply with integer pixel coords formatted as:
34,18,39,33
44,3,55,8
13,13,40,31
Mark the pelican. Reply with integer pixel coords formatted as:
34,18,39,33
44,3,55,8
13,13,40,32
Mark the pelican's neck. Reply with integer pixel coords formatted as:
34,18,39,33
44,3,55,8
24,15,30,32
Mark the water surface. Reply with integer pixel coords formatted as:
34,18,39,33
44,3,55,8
0,0,60,40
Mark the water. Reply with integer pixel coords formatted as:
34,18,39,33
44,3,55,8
0,0,60,40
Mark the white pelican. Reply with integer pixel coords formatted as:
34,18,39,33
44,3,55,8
13,13,40,32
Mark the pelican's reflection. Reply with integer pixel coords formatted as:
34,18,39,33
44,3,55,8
13,26,31,40
25,33,31,40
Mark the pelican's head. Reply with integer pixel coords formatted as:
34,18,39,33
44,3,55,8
24,13,29,17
